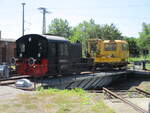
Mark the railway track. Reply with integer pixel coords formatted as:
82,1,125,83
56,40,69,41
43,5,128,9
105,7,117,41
0,75,30,85
135,87,150,97
103,87,148,113
87,88,150,97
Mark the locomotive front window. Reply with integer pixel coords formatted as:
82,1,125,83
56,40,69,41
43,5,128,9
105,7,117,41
36,41,47,58
38,42,43,53
104,43,116,51
19,43,25,52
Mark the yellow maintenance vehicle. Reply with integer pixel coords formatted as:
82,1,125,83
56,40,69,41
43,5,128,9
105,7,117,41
88,39,129,69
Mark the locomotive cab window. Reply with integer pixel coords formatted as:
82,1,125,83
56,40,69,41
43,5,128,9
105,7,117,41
58,43,68,57
49,43,57,57
122,44,128,51
90,42,97,53
104,43,116,51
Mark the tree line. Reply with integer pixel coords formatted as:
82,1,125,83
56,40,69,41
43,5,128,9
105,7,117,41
124,23,150,57
47,18,150,57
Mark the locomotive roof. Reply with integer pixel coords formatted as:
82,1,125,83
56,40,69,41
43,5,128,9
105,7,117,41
17,34,69,42
42,34,68,42
88,39,127,43
103,40,128,43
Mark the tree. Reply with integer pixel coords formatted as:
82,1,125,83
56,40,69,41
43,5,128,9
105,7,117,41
124,36,140,57
100,24,122,40
70,19,123,53
47,18,72,38
70,19,101,53
70,20,122,42
138,23,150,50
47,18,123,55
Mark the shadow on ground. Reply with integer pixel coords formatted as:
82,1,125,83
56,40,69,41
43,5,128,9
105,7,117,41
106,76,150,90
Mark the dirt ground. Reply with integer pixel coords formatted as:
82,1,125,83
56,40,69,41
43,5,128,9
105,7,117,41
0,76,149,113
0,86,30,100
0,86,114,113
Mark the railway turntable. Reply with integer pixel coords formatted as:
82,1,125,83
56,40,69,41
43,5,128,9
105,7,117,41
34,71,126,90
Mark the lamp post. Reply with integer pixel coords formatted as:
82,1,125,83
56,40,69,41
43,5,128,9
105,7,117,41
22,3,25,36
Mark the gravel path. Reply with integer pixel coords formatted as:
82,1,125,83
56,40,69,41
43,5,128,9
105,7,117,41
104,98,150,113
0,86,31,100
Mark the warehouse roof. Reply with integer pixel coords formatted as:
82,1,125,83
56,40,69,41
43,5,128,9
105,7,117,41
0,38,15,42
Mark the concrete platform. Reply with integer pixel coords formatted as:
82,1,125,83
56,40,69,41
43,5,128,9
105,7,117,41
0,86,29,100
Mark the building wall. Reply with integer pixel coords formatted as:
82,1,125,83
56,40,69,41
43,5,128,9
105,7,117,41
0,40,16,64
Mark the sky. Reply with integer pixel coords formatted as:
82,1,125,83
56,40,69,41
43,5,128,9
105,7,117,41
0,0,150,40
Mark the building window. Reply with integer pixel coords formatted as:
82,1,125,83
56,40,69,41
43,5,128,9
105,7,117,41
2,47,6,62
14,48,16,57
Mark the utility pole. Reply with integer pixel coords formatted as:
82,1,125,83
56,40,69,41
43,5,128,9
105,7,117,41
22,3,25,36
38,7,50,34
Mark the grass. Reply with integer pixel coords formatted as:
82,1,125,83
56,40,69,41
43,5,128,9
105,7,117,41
0,88,115,113
128,57,144,62
129,54,150,60
128,55,150,62
145,89,150,92
145,63,150,70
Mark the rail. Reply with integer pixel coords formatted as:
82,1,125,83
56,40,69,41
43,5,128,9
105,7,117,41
0,75,30,85
103,87,148,113
0,75,30,81
135,88,150,97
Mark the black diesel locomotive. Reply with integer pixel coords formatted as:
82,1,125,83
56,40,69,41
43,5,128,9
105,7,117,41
14,34,93,77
